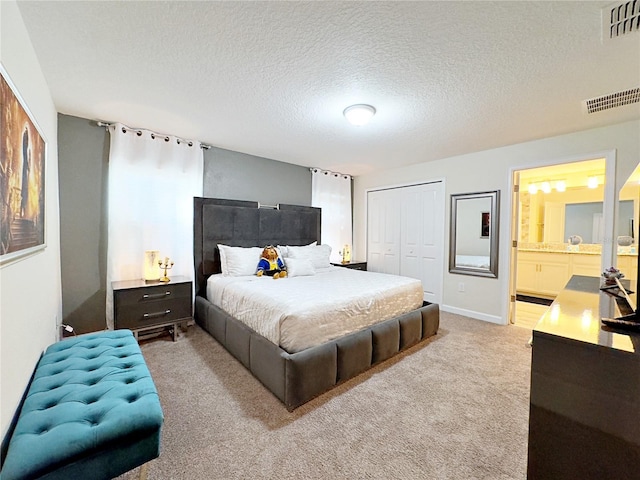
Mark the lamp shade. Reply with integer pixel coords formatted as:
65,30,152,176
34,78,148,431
343,104,376,126
143,250,161,281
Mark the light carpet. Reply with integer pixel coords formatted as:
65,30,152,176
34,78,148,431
118,312,532,480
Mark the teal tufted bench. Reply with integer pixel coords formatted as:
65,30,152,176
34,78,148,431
0,330,163,480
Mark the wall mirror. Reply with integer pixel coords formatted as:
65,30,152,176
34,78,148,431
449,190,500,278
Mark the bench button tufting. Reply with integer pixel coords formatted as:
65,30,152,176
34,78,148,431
2,331,163,480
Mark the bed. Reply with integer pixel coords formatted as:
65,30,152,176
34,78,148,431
455,255,490,269
193,197,440,410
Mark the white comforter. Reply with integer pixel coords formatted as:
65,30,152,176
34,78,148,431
206,267,423,353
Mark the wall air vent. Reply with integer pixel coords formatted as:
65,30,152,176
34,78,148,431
584,87,640,114
603,1,640,40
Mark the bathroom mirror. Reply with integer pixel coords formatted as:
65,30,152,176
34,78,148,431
449,190,500,278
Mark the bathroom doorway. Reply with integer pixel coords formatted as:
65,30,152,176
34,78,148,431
510,158,607,328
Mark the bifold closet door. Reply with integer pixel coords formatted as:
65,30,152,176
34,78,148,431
400,183,444,305
367,188,400,275
367,182,444,304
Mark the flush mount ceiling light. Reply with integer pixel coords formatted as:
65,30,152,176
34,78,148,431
343,104,376,126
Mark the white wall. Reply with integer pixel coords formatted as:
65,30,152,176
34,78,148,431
354,120,640,324
0,1,62,438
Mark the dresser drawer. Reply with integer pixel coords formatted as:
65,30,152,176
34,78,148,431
115,282,191,307
114,296,192,330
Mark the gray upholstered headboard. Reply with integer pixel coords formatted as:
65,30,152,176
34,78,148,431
193,197,321,297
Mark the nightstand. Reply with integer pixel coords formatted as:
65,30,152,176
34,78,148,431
331,261,367,271
112,275,192,341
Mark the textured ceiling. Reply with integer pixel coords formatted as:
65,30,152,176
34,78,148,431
16,1,640,176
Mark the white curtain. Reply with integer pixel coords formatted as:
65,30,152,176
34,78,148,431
106,123,203,328
311,168,352,263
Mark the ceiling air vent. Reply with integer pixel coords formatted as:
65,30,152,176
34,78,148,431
603,1,640,39
584,87,640,114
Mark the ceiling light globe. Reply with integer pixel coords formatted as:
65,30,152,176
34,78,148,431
528,184,538,195
541,181,551,194
343,104,376,126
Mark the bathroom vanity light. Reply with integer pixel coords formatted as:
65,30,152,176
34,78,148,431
527,180,566,194
343,104,376,126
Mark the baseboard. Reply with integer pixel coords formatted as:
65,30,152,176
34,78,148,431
440,304,506,325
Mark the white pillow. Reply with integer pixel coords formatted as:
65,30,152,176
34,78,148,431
282,241,317,259
274,245,287,260
218,244,262,276
289,244,331,269
285,257,315,277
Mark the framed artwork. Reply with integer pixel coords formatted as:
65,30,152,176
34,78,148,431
481,211,490,238
1,63,46,265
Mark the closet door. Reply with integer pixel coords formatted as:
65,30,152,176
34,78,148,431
367,189,400,274
400,185,422,279
401,182,444,304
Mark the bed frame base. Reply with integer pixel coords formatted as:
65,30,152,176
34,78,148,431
195,296,439,411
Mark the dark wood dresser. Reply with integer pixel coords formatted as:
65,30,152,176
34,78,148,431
113,275,192,341
527,275,640,479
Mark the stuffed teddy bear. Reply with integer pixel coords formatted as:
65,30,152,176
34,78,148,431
256,245,287,279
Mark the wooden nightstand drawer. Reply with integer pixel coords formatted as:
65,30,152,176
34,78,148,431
115,282,191,307
331,261,367,271
114,296,192,330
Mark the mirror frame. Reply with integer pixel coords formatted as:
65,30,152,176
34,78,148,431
449,190,500,278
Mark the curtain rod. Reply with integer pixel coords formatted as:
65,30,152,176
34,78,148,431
310,167,351,180
96,121,212,150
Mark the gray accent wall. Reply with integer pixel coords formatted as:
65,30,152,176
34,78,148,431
203,147,311,206
58,114,109,334
58,114,311,333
